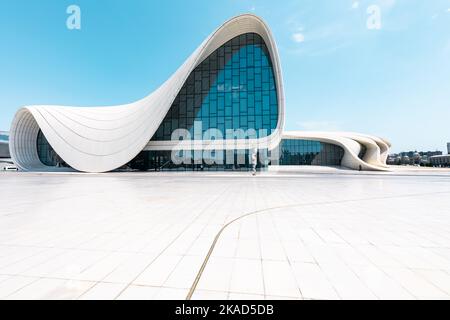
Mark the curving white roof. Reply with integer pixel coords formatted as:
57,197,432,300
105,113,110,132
9,14,391,173
9,14,285,173
282,131,391,171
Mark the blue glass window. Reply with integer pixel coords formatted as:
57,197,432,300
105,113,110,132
278,139,344,166
151,33,278,141
36,130,69,167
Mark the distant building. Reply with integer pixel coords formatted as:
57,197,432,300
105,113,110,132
400,151,442,158
430,155,450,168
429,143,450,168
0,131,16,170
0,131,10,159
387,150,443,166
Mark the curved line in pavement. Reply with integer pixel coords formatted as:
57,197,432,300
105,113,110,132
185,190,450,300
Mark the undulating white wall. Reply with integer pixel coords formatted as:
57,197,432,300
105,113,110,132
281,131,391,171
9,14,285,173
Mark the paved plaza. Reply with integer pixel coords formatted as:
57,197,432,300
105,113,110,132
1,168,450,300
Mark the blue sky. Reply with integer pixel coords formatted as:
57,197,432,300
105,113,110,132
0,0,449,152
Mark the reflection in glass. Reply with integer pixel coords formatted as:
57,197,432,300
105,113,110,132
278,139,344,166
36,130,68,167
151,33,279,141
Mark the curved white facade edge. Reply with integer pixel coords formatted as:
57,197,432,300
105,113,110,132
282,131,392,171
10,14,285,173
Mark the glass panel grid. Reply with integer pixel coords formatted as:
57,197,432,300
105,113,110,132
151,33,279,142
36,130,69,167
278,139,344,166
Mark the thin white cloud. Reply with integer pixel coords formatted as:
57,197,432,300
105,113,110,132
351,1,359,9
292,32,305,43
284,19,355,56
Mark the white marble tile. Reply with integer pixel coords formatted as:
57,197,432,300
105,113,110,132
2,171,450,300
291,262,339,300
191,290,229,300
73,252,135,281
282,241,315,263
331,243,373,266
235,239,261,260
265,295,301,300
0,248,64,275
355,245,404,268
382,267,447,299
229,259,264,295
260,239,286,261
133,255,183,287
211,236,237,258
350,265,414,300
318,262,377,300
228,292,265,300
262,260,301,298
116,285,160,300
79,282,127,300
164,255,204,289
7,278,95,300
415,269,450,296
197,257,234,292
154,287,188,300
0,276,38,298
102,253,157,284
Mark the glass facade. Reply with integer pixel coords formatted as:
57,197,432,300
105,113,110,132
0,132,9,159
0,133,8,142
125,149,268,172
34,33,281,172
358,145,367,160
277,139,344,166
123,33,280,172
151,32,278,141
36,130,68,167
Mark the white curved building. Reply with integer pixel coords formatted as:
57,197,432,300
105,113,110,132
278,131,391,171
9,14,390,173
